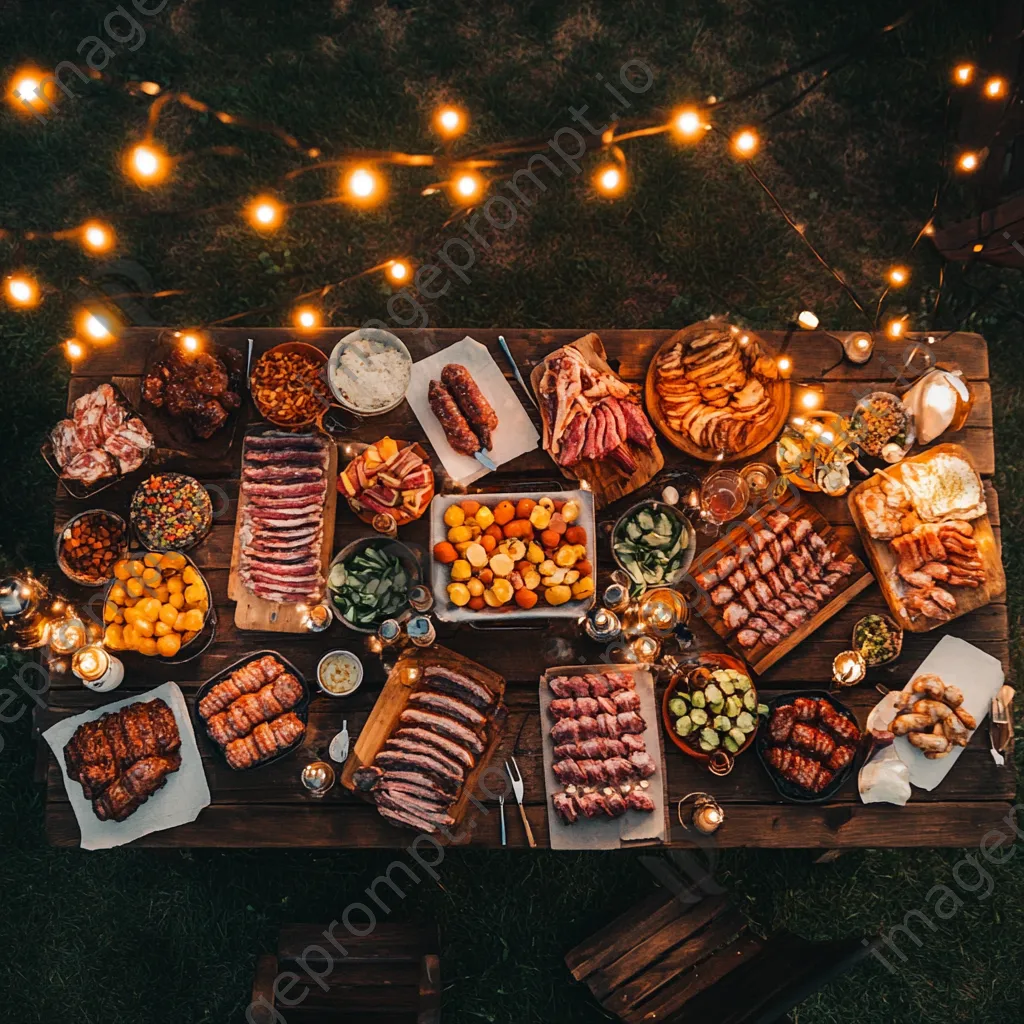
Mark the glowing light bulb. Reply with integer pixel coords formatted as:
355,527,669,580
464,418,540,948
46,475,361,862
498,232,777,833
797,311,819,330
293,306,321,331
732,129,758,157
127,143,168,184
776,356,792,377
957,151,979,172
922,222,935,237
855,335,870,351
888,266,909,287
984,77,1006,99
594,165,624,196
81,221,114,254
739,334,749,346
454,173,482,200
78,310,113,341
953,64,974,85
972,242,984,253
887,319,905,339
801,390,821,410
673,108,703,138
247,196,283,231
181,333,200,353
5,275,38,308
8,68,48,114
435,106,465,137
65,339,84,361
345,167,382,204
387,260,410,284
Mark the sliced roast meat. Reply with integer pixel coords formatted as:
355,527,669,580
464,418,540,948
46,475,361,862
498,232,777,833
374,749,464,786
422,667,494,710
382,737,466,779
407,690,488,728
393,727,476,770
398,708,485,754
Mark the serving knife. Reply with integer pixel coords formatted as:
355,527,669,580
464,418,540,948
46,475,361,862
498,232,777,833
498,335,538,409
475,449,498,471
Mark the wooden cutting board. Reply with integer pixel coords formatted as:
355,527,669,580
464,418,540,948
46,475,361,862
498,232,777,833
531,333,664,509
644,322,790,462
847,443,1005,633
685,501,874,675
228,428,338,633
341,646,508,830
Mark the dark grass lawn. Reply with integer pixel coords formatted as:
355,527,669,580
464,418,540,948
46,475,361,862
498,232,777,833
1,1,1022,1021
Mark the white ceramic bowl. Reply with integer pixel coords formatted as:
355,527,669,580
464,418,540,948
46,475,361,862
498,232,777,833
317,650,364,697
327,328,412,415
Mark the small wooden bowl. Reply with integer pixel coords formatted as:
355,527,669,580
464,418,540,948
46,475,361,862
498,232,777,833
340,439,435,527
662,652,758,774
250,341,331,430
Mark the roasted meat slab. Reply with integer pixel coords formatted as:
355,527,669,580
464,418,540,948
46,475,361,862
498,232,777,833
764,697,860,796
63,698,181,822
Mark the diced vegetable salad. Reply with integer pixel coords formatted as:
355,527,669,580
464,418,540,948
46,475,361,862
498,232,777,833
328,543,410,628
613,504,690,587
667,667,768,754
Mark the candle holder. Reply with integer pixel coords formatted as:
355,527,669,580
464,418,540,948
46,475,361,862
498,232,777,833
638,588,688,635
630,634,661,663
48,603,87,655
602,583,631,614
584,606,621,643
408,584,434,613
301,761,336,798
677,791,725,834
0,574,51,650
301,603,332,632
72,644,124,692
406,615,436,648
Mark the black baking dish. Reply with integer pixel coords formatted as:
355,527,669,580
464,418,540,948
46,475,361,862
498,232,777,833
755,690,862,804
192,650,310,770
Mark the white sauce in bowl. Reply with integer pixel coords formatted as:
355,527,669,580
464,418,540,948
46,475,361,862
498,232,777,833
330,333,411,414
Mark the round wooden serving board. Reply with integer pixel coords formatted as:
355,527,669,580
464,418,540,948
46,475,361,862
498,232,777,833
645,322,790,462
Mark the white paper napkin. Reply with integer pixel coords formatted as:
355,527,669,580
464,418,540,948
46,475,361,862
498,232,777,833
43,681,211,850
406,336,539,486
868,635,1004,792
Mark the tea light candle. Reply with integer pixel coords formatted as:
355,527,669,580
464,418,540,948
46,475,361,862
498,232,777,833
72,644,124,691
639,588,688,634
584,606,621,643
377,619,402,646
692,796,725,834
302,603,332,632
407,615,436,647
843,332,874,364
832,649,867,687
301,761,336,798
372,512,398,538
49,610,87,655
630,634,661,662
602,583,630,613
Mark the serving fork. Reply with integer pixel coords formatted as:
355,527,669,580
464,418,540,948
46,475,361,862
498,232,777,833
990,697,1009,767
505,757,537,848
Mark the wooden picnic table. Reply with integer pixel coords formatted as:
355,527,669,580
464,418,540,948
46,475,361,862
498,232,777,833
39,328,1012,849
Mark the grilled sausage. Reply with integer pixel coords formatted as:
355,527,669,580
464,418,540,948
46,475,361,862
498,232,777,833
441,363,498,450
428,380,479,455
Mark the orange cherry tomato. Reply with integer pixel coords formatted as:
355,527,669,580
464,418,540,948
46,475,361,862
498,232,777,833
478,568,494,585
540,530,561,550
565,526,587,545
515,588,539,609
485,524,505,542
433,541,458,564
459,499,481,517
481,534,497,553
493,500,516,525
468,596,487,611
515,498,536,519
503,519,533,540
575,559,593,576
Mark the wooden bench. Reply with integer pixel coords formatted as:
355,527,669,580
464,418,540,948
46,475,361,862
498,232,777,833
249,922,441,1023
566,889,877,1023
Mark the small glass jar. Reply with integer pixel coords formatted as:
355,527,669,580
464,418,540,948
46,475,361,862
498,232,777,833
407,615,436,647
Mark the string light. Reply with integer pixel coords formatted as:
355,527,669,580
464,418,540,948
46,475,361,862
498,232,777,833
594,165,625,196
4,274,39,308
386,260,411,284
922,222,936,236
957,151,979,173
953,64,975,85
452,171,484,202
886,318,906,339
888,266,909,287
181,333,201,353
984,77,1006,99
65,339,84,361
344,166,384,206
246,196,284,232
673,108,704,139
732,129,759,158
7,68,48,114
77,309,114,342
126,143,169,185
81,221,114,254
801,390,822,410
797,311,819,330
776,355,792,377
293,306,321,331
435,106,466,138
